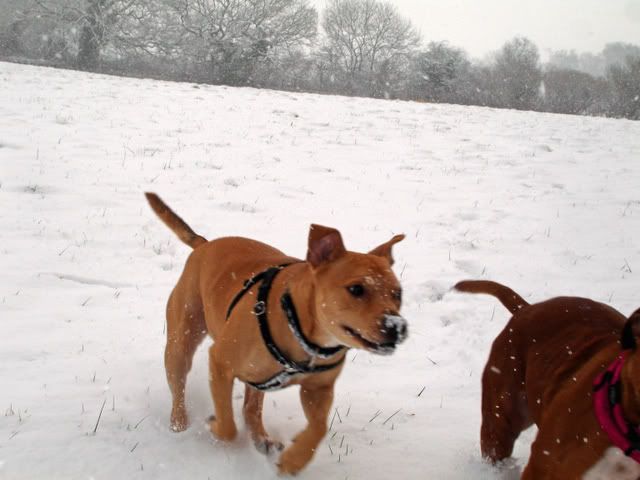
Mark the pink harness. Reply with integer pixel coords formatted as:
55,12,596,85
593,350,640,462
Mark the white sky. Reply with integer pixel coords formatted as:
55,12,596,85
312,0,640,59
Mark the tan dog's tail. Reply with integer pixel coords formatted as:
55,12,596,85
454,280,529,314
144,192,207,249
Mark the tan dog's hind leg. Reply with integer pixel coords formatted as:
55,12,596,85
278,385,333,475
207,344,238,441
243,385,284,455
164,290,206,432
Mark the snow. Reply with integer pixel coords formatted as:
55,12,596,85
1,61,640,479
584,447,640,480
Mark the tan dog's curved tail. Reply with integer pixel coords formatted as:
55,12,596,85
144,192,207,249
454,280,529,314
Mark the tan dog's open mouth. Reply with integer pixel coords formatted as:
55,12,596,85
342,326,398,355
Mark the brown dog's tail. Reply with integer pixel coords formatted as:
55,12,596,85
454,280,529,314
144,192,207,249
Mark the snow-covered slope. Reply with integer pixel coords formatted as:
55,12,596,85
1,61,639,479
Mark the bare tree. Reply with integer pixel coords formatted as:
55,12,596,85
321,0,419,97
493,36,542,110
603,43,640,70
151,0,317,85
548,44,640,78
608,56,640,119
0,0,33,56
31,0,152,68
410,41,470,103
548,50,581,71
542,68,610,115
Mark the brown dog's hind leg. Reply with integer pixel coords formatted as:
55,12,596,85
278,385,334,475
481,390,531,462
243,385,283,455
480,343,532,463
164,289,206,432
207,344,238,441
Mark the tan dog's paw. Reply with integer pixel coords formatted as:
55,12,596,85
255,437,284,456
170,408,188,432
207,415,237,441
277,446,311,476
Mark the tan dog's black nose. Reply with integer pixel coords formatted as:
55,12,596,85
383,314,408,344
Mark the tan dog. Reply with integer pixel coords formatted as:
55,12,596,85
455,280,640,480
145,193,407,474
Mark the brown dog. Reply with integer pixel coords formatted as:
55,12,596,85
145,193,407,474
455,280,640,479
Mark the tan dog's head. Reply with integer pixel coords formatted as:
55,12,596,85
306,224,407,355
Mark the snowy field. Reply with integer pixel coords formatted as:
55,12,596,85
1,61,640,480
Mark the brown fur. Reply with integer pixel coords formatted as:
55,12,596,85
455,280,640,479
146,192,406,474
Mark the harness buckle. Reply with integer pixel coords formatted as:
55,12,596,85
254,300,266,316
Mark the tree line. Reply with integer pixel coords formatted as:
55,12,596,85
1,0,639,120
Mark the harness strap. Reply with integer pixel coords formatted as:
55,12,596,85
281,291,345,359
254,267,297,369
593,352,640,462
593,315,640,463
248,354,347,392
226,263,293,320
226,263,346,391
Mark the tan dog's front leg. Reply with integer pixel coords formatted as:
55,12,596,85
243,385,283,455
278,385,333,475
207,345,237,441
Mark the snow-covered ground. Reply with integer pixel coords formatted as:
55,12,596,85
1,61,640,479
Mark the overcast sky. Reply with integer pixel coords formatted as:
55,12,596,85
312,0,640,59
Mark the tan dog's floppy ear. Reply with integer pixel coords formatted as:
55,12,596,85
369,234,405,265
307,224,346,267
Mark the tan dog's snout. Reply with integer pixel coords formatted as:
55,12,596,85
382,314,408,345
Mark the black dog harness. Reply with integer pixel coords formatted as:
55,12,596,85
226,264,346,391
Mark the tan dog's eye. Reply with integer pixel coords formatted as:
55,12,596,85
392,289,402,302
347,284,365,297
